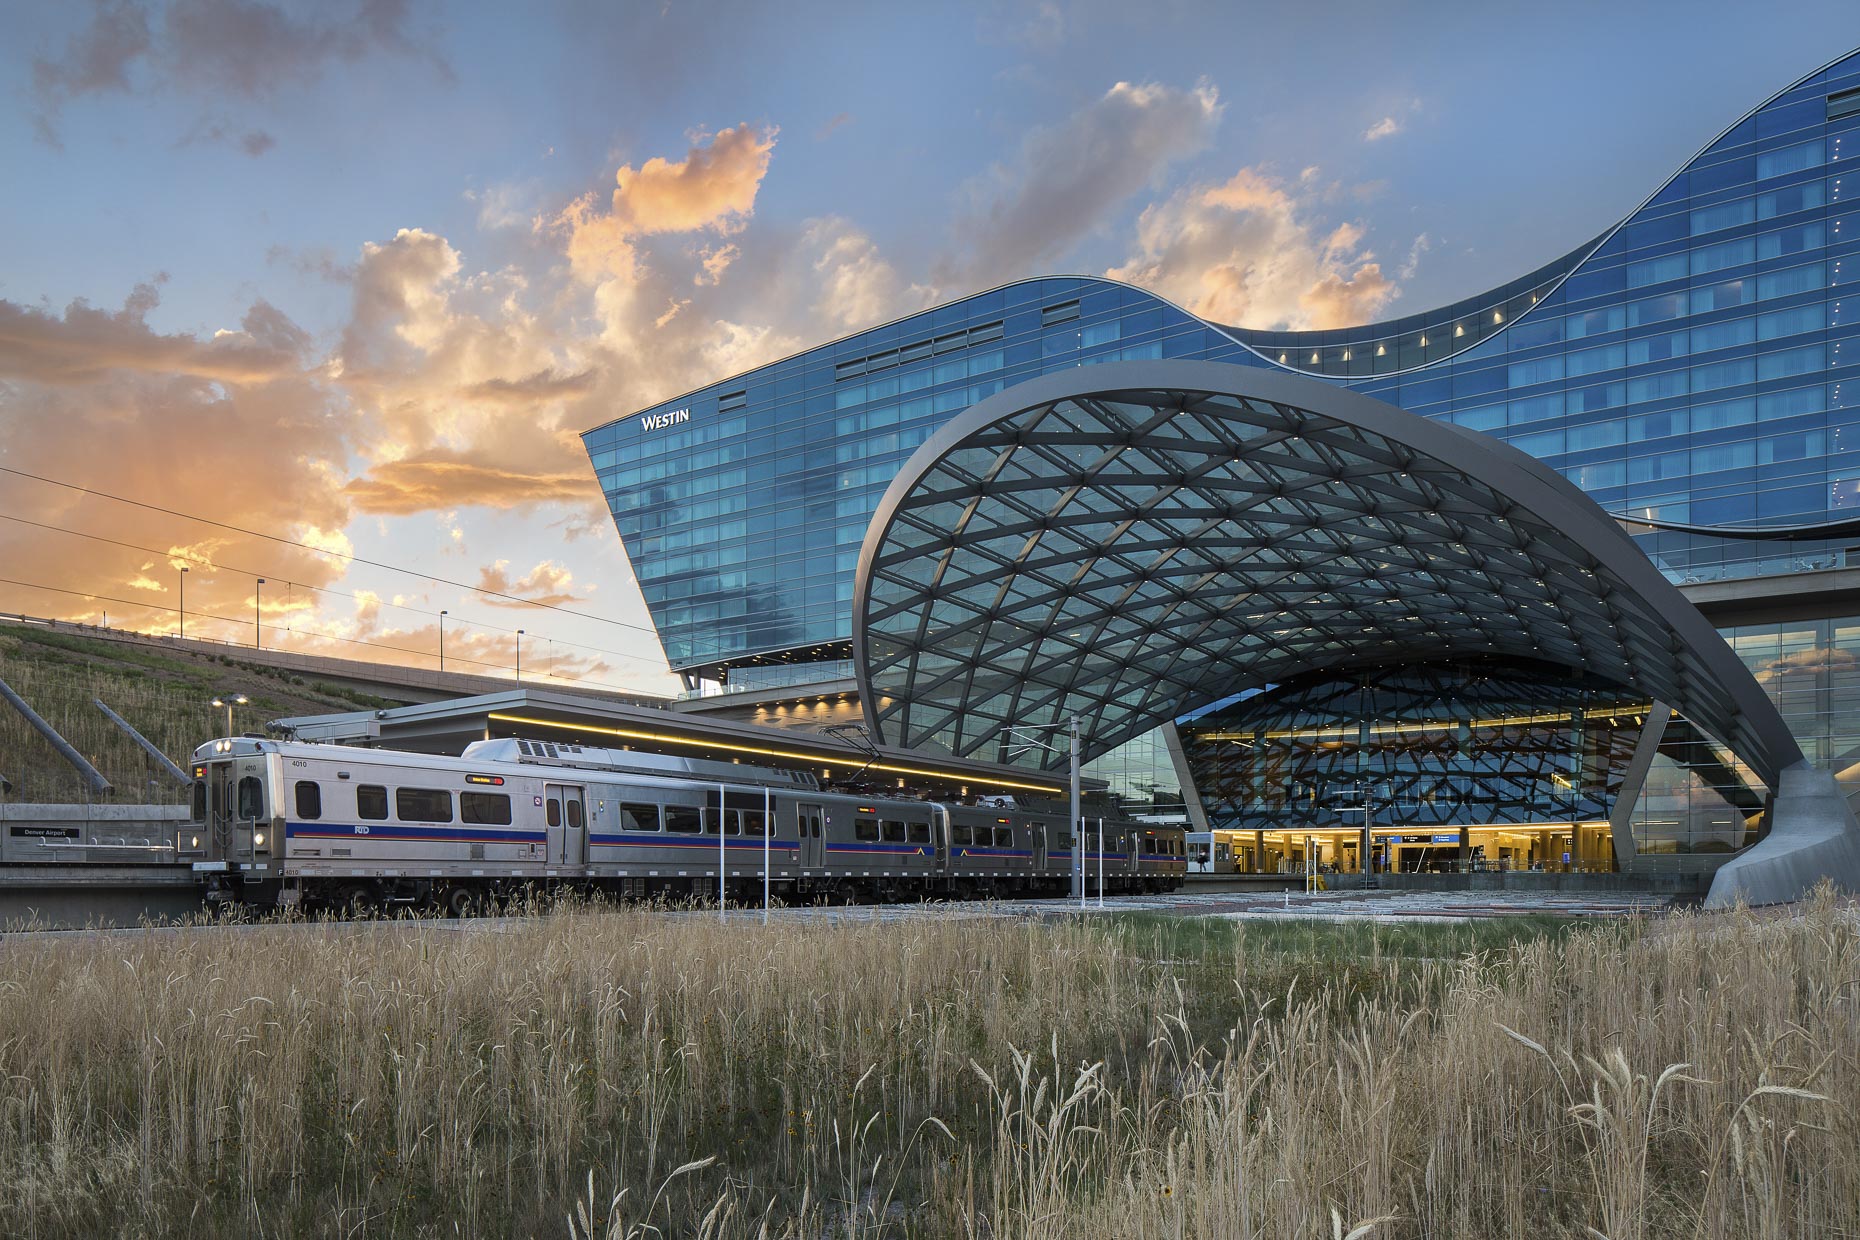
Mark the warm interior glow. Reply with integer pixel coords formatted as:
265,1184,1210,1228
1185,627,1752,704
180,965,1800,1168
486,712,1066,794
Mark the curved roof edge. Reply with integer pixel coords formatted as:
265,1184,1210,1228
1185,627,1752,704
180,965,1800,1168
588,47,1860,435
852,359,1806,783
1216,44,1860,379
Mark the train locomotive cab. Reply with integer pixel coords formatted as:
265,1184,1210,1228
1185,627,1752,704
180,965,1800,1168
184,738,283,907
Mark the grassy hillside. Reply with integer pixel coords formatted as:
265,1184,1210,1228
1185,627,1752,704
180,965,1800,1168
0,624,396,805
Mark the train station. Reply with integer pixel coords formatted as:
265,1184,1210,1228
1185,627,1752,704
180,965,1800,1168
578,50,1860,905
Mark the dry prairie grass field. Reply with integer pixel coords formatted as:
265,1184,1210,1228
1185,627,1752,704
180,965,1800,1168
1,895,1856,1239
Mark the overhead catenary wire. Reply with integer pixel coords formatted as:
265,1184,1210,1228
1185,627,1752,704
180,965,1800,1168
0,509,668,676
0,575,661,698
0,465,659,637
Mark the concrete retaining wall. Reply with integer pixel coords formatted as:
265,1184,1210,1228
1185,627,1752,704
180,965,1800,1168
0,803,188,864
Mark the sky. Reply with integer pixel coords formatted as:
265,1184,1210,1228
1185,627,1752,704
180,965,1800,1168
1,0,1854,698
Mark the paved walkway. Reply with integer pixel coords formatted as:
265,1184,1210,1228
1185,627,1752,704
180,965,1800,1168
5,886,1671,942
743,887,1668,926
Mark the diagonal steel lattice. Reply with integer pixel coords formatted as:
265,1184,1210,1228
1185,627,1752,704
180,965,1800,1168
852,360,1803,787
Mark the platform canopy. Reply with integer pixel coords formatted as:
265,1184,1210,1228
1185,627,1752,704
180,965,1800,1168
852,360,1803,787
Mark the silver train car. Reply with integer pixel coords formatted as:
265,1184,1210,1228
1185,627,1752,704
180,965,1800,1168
184,735,1186,913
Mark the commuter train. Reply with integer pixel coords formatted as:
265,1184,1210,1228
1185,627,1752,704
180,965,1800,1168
183,735,1186,913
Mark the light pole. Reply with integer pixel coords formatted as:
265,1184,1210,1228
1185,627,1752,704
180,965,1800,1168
516,629,524,683
210,693,249,737
178,565,188,639
439,610,448,671
1003,714,1084,909
254,578,265,648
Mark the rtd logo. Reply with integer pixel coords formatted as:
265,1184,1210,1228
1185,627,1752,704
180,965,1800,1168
640,408,691,431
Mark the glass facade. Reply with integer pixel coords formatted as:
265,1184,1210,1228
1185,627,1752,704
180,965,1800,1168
582,50,1860,843
1178,660,1766,872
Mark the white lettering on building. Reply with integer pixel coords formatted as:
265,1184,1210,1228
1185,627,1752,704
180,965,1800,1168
640,408,692,431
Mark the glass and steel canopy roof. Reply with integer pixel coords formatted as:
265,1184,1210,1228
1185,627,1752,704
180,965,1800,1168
852,361,1804,786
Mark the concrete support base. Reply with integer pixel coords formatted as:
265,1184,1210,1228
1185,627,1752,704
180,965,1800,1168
1705,762,1860,908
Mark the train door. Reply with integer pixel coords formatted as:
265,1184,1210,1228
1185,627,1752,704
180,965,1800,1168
207,761,236,861
798,803,826,869
930,805,949,872
1033,822,1049,871
545,783,586,865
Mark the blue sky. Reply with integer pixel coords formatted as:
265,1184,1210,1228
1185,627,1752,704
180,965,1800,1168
1,1,1854,694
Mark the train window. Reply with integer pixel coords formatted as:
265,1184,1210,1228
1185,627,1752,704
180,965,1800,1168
357,785,388,820
723,810,741,836
460,792,512,825
951,824,973,846
855,817,879,842
567,799,584,830
908,822,930,844
665,806,701,834
546,800,562,828
237,776,264,820
742,810,766,836
1057,831,1073,848
623,803,660,832
191,781,207,820
994,827,1014,848
881,820,906,842
396,788,454,823
295,781,322,820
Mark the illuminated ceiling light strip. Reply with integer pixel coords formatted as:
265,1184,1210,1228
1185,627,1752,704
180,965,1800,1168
1202,705,1664,745
487,712,1065,795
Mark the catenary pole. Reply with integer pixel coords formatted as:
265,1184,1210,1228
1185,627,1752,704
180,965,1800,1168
1070,714,1083,908
1097,816,1104,908
763,785,771,924
718,780,727,919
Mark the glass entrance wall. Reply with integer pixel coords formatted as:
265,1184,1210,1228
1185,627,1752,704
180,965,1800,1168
1178,659,1662,874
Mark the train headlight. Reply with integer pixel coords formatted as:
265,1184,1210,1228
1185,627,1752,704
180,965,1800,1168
253,832,266,849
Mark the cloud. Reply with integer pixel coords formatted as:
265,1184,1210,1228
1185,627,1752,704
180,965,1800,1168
343,457,599,515
1107,165,1402,329
30,0,152,142
1363,115,1401,142
177,118,277,156
475,559,591,607
946,79,1221,285
806,217,934,334
30,0,446,146
162,0,441,98
332,227,608,515
0,291,353,640
584,123,778,239
978,0,1068,50
467,180,538,231
462,367,598,405
0,285,303,384
815,112,852,140
1399,232,1432,281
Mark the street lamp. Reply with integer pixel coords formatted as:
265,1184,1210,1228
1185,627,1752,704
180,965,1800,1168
439,610,448,671
1003,714,1084,909
254,577,265,649
210,693,249,737
515,629,525,683
178,565,188,639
